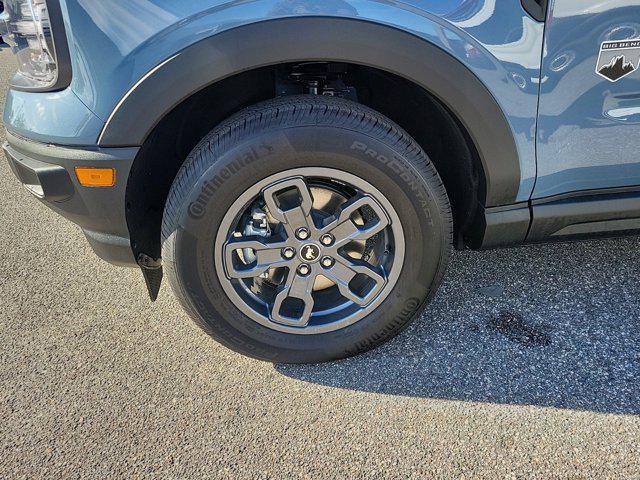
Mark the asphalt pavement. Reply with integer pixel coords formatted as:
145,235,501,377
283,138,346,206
0,46,639,479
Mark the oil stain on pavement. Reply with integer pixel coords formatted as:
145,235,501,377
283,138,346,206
487,311,552,347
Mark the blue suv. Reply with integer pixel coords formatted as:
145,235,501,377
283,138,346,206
1,0,639,362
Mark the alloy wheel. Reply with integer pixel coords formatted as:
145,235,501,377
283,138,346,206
214,168,405,334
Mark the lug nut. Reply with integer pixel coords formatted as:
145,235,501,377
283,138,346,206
320,234,334,246
282,247,295,259
297,264,311,276
321,256,335,268
295,227,310,240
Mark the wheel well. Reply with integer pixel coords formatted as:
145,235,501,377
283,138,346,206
126,63,486,261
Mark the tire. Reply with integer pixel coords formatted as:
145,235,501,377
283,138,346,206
161,95,452,363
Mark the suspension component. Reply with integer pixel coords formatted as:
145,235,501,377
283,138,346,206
275,62,358,101
242,206,271,265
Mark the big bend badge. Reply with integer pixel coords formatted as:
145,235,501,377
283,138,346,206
596,39,640,82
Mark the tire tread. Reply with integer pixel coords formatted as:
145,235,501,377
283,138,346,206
162,95,452,362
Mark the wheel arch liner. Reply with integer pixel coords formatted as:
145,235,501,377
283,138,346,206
98,17,520,207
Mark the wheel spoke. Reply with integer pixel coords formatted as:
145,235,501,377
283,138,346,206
324,256,386,306
223,236,289,279
270,268,315,327
263,177,314,237
320,194,390,247
215,168,404,335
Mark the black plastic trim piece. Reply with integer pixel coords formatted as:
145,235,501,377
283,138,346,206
3,131,138,266
9,0,72,92
531,184,640,205
137,253,163,301
3,143,74,201
471,186,640,248
84,230,137,267
99,17,521,207
521,0,548,22
528,190,640,242
470,202,531,249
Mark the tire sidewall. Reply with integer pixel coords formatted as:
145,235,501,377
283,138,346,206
164,124,449,362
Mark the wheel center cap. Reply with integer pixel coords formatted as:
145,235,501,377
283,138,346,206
299,243,321,263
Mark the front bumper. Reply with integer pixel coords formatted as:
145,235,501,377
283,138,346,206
3,130,139,266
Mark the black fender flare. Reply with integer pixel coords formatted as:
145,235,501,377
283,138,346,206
98,17,520,206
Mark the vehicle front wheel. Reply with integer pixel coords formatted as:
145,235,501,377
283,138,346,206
161,96,452,363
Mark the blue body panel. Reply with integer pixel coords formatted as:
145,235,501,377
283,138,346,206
3,87,104,145
3,0,543,202
535,1,640,199
8,1,639,202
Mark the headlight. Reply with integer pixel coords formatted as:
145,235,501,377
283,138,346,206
0,0,71,91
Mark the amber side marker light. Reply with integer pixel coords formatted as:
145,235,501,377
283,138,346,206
75,167,116,187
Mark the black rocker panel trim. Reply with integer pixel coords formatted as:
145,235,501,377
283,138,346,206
472,202,531,249
98,17,521,207
527,188,640,242
475,187,640,249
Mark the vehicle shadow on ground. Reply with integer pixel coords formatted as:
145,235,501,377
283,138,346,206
276,237,640,415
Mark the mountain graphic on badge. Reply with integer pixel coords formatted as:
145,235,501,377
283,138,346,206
598,55,636,81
